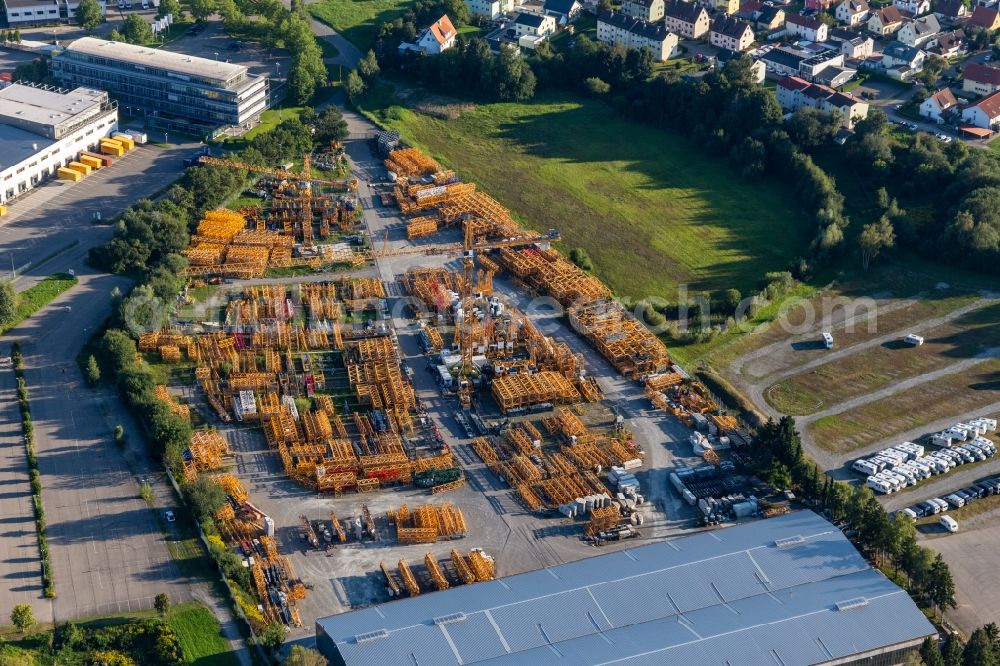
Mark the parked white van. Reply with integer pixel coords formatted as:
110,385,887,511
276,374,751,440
940,515,958,533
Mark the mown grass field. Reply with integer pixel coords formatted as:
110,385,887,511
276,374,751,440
808,358,1000,454
309,0,409,52
765,301,1000,415
167,603,239,666
381,94,809,300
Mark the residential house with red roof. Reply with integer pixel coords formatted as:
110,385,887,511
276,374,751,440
867,5,904,34
961,90,1000,131
963,63,1000,96
414,15,457,54
968,6,1000,30
919,88,958,123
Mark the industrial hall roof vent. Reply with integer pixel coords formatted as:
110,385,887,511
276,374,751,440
835,598,869,612
774,535,806,549
354,629,390,644
433,612,467,626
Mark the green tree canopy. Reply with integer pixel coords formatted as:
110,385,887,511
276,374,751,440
76,0,104,30
0,280,19,327
121,13,153,44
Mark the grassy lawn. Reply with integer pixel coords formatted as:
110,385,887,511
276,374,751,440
379,93,810,300
309,0,410,51
167,603,239,666
990,137,1000,153
808,358,1000,454
0,273,79,335
765,301,1000,415
225,103,314,148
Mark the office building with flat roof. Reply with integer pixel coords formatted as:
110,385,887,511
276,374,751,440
52,37,268,135
316,511,936,666
0,82,118,204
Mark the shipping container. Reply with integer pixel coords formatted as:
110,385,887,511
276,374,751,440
68,161,92,176
57,167,82,181
79,154,103,169
81,151,113,167
100,142,124,157
112,134,135,151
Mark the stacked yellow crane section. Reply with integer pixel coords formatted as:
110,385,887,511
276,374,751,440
396,182,476,215
176,281,431,494
392,503,467,543
568,299,670,379
425,553,449,591
182,429,230,481
153,385,190,421
406,214,441,240
491,371,581,413
384,148,441,177
183,209,319,279
207,471,307,629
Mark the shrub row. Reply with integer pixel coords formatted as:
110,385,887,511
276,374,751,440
11,342,54,598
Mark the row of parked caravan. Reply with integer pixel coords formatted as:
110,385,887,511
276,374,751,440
57,133,137,182
898,475,1000,524
855,417,998,495
929,417,999,447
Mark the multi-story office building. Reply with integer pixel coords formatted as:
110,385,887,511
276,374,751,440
0,82,118,204
52,37,268,135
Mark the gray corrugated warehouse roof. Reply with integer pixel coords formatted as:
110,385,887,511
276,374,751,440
315,511,936,665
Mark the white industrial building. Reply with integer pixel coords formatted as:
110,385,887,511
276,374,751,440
2,0,106,26
0,82,118,205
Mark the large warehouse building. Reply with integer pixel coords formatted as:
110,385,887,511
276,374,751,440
52,37,268,136
316,511,936,665
0,82,118,205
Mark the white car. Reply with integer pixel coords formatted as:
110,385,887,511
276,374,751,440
164,510,176,523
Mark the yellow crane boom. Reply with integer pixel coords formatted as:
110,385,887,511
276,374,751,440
198,155,358,190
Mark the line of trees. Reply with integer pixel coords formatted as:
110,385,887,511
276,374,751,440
752,417,957,617
11,342,55,598
921,624,1000,666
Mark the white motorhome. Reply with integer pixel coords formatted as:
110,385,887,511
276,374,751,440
822,332,834,349
903,333,924,346
854,459,879,475
940,515,958,532
867,477,894,494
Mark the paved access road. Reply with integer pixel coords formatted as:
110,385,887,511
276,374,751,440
0,143,200,625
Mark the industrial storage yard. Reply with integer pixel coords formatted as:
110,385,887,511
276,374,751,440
134,138,781,638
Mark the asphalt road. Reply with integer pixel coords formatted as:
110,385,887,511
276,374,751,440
0,143,200,625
